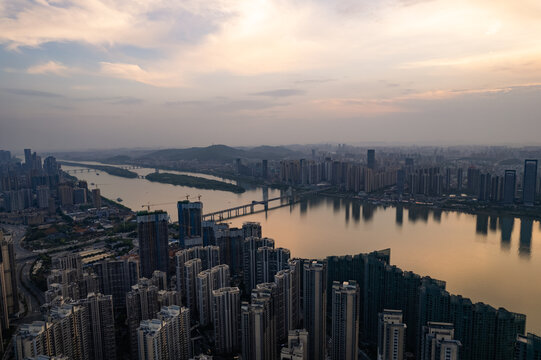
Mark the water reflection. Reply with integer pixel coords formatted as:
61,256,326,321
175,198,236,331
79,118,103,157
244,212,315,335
476,214,489,235
519,219,533,259
362,202,375,222
297,196,536,260
500,217,514,251
489,216,498,232
396,205,403,226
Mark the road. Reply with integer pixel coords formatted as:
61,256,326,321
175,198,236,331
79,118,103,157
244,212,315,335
1,224,42,323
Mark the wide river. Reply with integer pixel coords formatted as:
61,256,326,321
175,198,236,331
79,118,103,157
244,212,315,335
64,162,541,335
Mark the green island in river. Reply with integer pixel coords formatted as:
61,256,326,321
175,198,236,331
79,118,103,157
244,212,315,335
145,172,245,193
60,161,138,178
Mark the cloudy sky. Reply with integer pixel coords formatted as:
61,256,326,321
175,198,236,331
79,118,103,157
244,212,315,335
1,0,541,151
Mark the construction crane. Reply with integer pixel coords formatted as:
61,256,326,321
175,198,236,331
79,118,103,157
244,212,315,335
142,201,177,211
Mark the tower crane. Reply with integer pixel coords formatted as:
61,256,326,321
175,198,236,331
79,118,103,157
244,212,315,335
142,201,177,211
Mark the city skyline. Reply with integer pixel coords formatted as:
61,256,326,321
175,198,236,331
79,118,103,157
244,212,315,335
2,0,541,149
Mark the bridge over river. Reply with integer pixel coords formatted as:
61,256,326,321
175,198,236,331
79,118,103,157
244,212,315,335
202,187,330,222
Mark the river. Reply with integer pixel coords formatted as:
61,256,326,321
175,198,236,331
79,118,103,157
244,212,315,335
63,162,541,335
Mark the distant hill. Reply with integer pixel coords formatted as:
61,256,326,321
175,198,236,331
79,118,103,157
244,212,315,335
139,144,304,163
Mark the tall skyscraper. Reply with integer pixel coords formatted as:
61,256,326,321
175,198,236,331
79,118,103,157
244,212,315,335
331,281,359,360
503,170,516,204
421,322,461,360
515,333,541,360
127,279,160,358
256,246,290,284
522,159,538,206
79,293,116,360
303,260,327,360
196,264,230,326
14,321,51,359
241,300,275,360
1,231,19,316
158,305,192,360
213,287,241,355
367,149,376,169
138,211,169,278
457,168,463,191
137,319,166,360
178,201,203,248
24,148,32,168
92,258,139,310
281,329,309,360
185,258,202,316
242,222,262,238
243,237,275,291
262,160,268,179
378,309,406,360
275,268,300,335
91,188,102,209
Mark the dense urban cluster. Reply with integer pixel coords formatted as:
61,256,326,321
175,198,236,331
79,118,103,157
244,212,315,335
1,147,541,360
278,149,540,207
5,199,539,360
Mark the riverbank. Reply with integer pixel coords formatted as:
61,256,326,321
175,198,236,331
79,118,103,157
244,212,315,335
145,172,246,193
59,161,138,178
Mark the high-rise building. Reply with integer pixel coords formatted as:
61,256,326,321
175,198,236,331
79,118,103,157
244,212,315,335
281,329,309,360
158,305,192,360
126,278,160,358
367,149,376,169
196,264,230,326
91,188,101,209
378,309,406,360
184,258,202,316
242,222,262,239
24,148,32,168
256,246,290,284
1,231,19,316
515,333,541,360
213,287,241,354
175,246,220,297
503,170,516,204
275,268,300,335
137,319,166,360
303,260,327,360
138,211,169,278
243,237,275,291
331,281,359,360
522,160,538,206
92,258,139,310
178,201,203,247
421,322,461,360
262,160,268,179
14,321,51,360
241,300,275,360
58,183,73,206
79,293,116,360
47,303,90,360
457,168,463,191
37,186,50,209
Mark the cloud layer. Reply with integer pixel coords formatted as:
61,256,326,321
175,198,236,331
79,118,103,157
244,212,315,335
2,0,541,149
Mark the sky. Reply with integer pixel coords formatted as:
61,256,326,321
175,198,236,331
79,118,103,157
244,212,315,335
1,0,541,151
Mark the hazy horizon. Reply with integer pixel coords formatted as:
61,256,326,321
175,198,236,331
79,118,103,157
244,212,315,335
2,0,541,150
